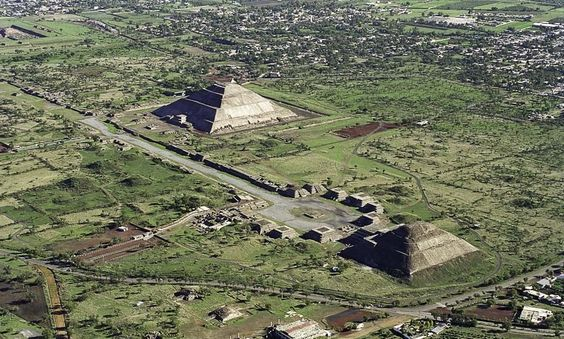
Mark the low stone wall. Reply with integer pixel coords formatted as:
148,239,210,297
105,120,285,194
203,159,281,192
10,25,47,38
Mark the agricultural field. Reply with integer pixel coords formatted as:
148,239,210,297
0,0,562,337
101,218,497,305
197,77,561,281
58,275,348,338
0,82,229,259
0,143,230,254
0,256,49,337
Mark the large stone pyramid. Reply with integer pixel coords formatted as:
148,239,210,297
340,222,479,278
153,82,297,134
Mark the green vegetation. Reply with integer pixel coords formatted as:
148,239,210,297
100,221,497,305
59,275,345,338
0,84,229,256
0,311,46,339
0,255,39,284
1,145,229,253
0,1,562,337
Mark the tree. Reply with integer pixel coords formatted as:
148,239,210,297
486,298,495,307
502,321,511,331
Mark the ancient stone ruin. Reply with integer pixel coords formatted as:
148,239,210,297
0,25,46,39
340,222,479,278
153,82,297,134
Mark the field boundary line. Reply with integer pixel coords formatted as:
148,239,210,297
34,265,69,339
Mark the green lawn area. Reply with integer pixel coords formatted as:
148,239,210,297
59,275,347,338
0,312,45,338
248,77,490,121
98,222,499,305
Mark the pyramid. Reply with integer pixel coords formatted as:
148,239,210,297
340,222,478,277
153,82,297,134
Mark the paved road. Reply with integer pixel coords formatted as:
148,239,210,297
388,258,564,317
477,321,558,337
1,248,562,337
81,117,360,231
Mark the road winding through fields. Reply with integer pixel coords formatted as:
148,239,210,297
1,248,561,337
4,111,561,336
81,117,361,231
79,117,564,302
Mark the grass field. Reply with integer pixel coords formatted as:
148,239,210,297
0,311,46,338
1,144,230,253
0,3,562,330
193,77,563,282
0,84,230,256
59,275,347,338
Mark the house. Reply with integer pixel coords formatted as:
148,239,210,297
519,306,553,324
302,226,341,243
269,318,329,339
251,219,278,235
324,188,348,201
345,193,374,208
116,226,128,232
267,226,298,240
209,306,243,322
523,289,563,305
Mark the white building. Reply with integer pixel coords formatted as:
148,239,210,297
270,319,329,339
519,306,553,324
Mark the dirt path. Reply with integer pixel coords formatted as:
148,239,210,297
35,265,68,339
272,116,356,134
349,138,505,283
337,122,382,184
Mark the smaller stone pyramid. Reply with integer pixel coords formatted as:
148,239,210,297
340,222,479,278
153,82,297,134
